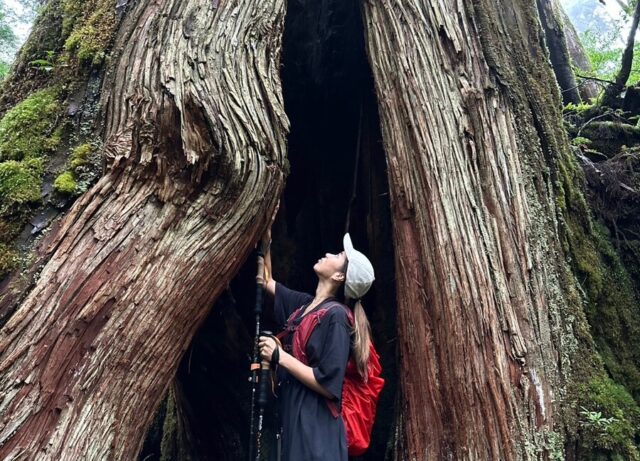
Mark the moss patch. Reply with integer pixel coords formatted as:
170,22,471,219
564,213,640,401
579,121,640,158
53,170,76,194
0,242,19,279
63,0,117,66
0,158,44,216
577,376,640,460
70,142,93,170
0,87,60,162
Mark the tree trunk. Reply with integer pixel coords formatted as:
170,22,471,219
559,3,599,101
537,0,582,105
0,0,288,459
361,0,590,458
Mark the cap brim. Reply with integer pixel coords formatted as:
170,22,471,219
343,233,355,260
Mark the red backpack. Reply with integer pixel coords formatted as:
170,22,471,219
279,302,385,456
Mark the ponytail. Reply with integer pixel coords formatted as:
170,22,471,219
350,298,371,381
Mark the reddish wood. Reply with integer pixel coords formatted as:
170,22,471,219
0,0,288,458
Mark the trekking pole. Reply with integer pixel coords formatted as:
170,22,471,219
255,329,274,461
248,245,266,461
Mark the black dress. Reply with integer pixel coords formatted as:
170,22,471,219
273,282,351,461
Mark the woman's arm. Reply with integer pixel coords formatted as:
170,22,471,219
258,336,334,399
264,239,276,298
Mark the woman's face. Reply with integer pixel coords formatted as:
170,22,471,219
314,251,347,281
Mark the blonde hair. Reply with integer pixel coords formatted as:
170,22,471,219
351,298,372,381
341,259,372,381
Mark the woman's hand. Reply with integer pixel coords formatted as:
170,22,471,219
258,335,278,363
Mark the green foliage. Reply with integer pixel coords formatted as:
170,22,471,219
577,377,640,460
0,157,43,216
53,170,76,195
580,14,640,87
0,2,17,81
28,51,57,72
0,87,60,161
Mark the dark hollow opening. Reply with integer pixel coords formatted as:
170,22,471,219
140,2,397,460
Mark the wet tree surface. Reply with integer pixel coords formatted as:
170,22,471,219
0,0,639,460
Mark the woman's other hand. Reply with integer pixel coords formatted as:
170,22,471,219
259,335,277,363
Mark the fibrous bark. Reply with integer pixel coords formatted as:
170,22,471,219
362,0,584,458
0,0,288,459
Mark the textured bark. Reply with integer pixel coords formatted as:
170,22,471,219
537,0,582,104
362,0,578,459
0,0,288,459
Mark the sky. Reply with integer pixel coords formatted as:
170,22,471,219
560,0,629,44
5,0,31,43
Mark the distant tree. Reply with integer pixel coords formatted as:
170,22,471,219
602,0,640,106
0,2,17,80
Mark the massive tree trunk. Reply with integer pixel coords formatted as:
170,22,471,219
361,0,594,458
0,0,288,459
1,0,638,459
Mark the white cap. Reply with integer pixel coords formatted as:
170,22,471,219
343,233,375,300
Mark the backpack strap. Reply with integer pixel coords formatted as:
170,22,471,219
292,301,353,364
275,304,306,351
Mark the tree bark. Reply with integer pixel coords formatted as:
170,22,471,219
0,0,288,459
361,0,584,458
537,0,582,105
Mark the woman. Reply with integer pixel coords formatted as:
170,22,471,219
258,232,375,461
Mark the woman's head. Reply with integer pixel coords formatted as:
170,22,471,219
313,251,348,293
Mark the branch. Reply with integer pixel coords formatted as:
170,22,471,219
574,72,615,85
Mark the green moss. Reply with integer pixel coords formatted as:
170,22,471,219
564,101,595,115
0,158,44,216
70,143,93,170
564,215,640,400
577,377,640,460
0,88,60,162
53,170,77,194
61,0,84,39
0,242,18,278
571,136,592,147
63,0,117,65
